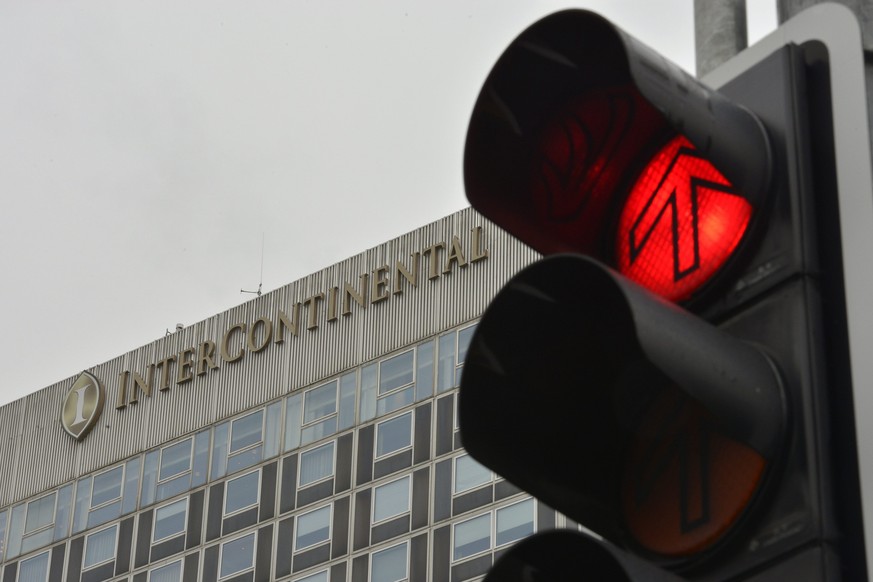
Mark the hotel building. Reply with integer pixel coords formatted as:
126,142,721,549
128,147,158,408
0,208,571,582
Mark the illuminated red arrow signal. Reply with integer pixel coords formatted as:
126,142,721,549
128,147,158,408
615,136,753,303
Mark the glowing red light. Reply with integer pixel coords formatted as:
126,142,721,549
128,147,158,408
616,136,752,302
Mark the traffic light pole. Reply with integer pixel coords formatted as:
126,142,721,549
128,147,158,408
694,0,748,76
705,3,873,575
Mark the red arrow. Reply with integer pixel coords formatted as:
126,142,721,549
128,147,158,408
617,136,752,302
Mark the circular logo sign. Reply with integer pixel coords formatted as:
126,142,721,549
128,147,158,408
61,371,105,441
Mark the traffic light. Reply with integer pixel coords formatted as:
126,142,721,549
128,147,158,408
458,8,868,581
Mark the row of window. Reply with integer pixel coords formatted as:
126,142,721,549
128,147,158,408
4,443,515,582
1,407,478,572
9,494,534,582
0,325,476,566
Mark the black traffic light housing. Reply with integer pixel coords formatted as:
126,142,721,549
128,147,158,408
465,11,770,272
458,8,866,581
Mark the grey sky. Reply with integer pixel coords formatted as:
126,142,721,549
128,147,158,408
0,1,778,406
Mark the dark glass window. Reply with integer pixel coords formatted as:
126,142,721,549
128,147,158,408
153,499,188,542
299,442,335,487
219,532,255,579
83,524,117,569
373,476,410,523
295,505,331,550
18,550,50,581
225,471,260,515
371,542,408,582
376,413,412,458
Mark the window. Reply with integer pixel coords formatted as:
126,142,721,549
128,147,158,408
380,351,414,394
18,550,49,581
73,461,138,533
211,404,282,480
496,499,535,547
299,442,335,487
16,491,58,555
373,476,410,523
305,381,337,423
228,410,264,473
435,324,478,392
0,508,7,561
437,332,456,393
455,325,477,386
160,440,192,482
301,381,338,445
153,499,188,543
295,505,331,550
296,570,328,582
377,351,415,415
452,499,536,562
83,524,117,569
91,466,123,508
149,559,183,582
225,470,260,516
219,532,255,579
287,373,356,451
371,542,408,582
375,413,412,458
453,454,492,494
414,340,435,402
24,494,55,534
231,411,262,452
143,431,209,507
361,350,420,422
453,513,491,561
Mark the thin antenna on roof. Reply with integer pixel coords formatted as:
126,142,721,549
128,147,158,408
241,233,265,297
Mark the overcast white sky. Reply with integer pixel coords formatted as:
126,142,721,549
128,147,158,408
0,1,778,406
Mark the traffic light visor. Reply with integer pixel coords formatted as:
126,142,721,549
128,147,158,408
464,10,770,304
459,255,785,561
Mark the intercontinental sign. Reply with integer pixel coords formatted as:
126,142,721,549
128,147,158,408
61,227,490,439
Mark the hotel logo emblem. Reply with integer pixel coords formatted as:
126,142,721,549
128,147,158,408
61,371,105,440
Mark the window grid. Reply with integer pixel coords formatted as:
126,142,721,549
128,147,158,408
0,322,500,576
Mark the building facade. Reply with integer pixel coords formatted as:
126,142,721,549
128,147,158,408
0,208,564,582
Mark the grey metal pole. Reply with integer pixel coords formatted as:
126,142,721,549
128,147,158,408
694,0,748,77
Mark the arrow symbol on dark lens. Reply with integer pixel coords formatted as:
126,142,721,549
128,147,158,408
628,146,736,282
